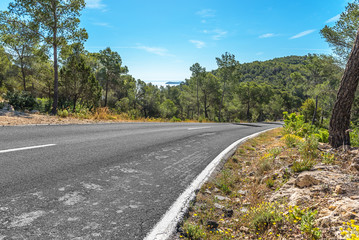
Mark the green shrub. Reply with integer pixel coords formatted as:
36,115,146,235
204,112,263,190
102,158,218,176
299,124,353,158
298,135,318,160
36,98,52,113
300,209,321,239
182,222,206,240
282,134,303,148
215,169,233,195
314,129,329,143
5,91,38,111
57,109,69,118
170,116,181,122
291,159,315,173
248,202,283,232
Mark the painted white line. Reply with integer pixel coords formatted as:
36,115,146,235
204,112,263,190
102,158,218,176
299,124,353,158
187,126,211,130
0,144,56,154
144,128,274,240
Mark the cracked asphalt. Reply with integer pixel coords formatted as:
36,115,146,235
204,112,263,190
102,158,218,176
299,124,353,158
0,122,280,239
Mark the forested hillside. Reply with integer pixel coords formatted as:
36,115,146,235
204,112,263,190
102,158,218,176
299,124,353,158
0,0,347,125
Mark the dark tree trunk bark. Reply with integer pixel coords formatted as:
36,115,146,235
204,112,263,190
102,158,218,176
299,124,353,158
329,29,359,148
51,42,58,115
20,59,26,92
218,81,226,122
104,75,109,107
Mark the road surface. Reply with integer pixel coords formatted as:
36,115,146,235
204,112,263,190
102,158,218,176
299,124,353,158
0,122,281,239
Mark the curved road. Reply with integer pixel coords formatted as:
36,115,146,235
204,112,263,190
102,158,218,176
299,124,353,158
0,122,280,239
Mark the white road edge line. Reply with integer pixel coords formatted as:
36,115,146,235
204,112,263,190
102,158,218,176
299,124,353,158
187,127,211,130
0,144,56,154
144,128,274,240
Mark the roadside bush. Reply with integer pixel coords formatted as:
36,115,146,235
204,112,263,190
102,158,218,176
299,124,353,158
5,91,38,111
57,109,69,118
36,98,52,113
170,116,181,122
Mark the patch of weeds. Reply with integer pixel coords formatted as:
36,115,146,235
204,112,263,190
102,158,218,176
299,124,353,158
282,134,303,148
291,159,315,173
321,152,335,165
215,169,233,195
265,178,275,188
287,206,321,239
298,135,318,160
238,149,245,154
247,201,283,233
300,209,321,239
57,109,69,118
257,153,274,174
244,146,256,151
182,222,206,240
268,147,282,158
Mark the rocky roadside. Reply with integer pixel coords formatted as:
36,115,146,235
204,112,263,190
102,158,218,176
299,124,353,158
172,128,359,240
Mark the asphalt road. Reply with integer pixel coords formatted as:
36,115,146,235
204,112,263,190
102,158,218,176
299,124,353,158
0,122,281,239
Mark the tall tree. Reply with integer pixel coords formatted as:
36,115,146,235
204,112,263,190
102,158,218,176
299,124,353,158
98,47,128,107
216,52,238,122
0,46,11,91
5,0,88,114
320,0,359,62
59,44,101,111
329,29,359,148
0,13,40,91
189,63,206,118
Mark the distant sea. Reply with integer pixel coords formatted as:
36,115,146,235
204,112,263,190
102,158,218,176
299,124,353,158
145,81,183,87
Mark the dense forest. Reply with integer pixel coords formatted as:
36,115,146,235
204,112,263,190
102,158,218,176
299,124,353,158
0,0,357,127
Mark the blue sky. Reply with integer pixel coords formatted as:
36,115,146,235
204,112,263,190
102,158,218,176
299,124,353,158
0,0,351,84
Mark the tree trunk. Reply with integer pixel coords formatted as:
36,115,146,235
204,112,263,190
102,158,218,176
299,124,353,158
329,28,359,148
218,81,226,122
196,78,199,118
104,75,109,107
51,3,58,115
311,95,318,125
20,59,26,91
204,93,208,119
51,42,58,115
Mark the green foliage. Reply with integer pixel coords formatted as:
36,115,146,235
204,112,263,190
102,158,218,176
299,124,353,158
350,127,359,147
291,159,315,173
36,98,52,113
321,152,335,165
300,98,321,123
170,116,181,122
57,109,68,118
215,169,233,195
320,0,359,62
282,134,303,148
5,91,37,111
182,222,206,240
248,202,283,232
159,99,177,118
314,128,329,143
300,210,321,239
298,135,319,160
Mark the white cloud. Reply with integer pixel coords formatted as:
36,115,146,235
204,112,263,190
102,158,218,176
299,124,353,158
189,40,205,48
325,14,340,23
196,9,216,18
259,33,276,38
135,45,173,57
256,52,264,56
93,22,110,27
203,29,227,40
289,29,316,39
86,0,106,9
